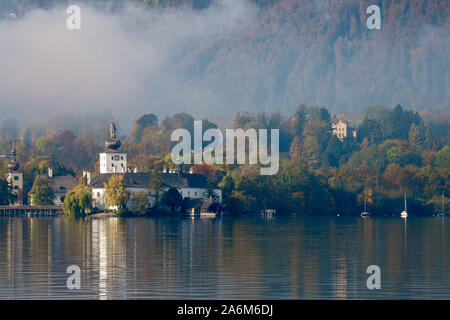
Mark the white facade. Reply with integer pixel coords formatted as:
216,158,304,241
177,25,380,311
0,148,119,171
179,187,222,203
99,152,127,173
92,186,222,211
332,120,356,141
332,120,347,140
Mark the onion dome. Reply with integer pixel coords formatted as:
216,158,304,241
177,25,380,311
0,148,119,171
7,161,19,171
105,119,121,151
7,142,19,171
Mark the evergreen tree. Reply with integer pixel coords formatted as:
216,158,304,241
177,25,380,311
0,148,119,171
409,124,432,152
325,135,343,167
0,178,10,205
289,104,307,138
163,187,183,212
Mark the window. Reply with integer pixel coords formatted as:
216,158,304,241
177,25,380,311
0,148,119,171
111,156,114,160
112,163,114,167
121,156,124,160
195,192,197,196
14,176,19,181
188,191,190,196
13,186,18,190
121,163,124,167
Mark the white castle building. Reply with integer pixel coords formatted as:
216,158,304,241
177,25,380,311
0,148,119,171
89,120,222,211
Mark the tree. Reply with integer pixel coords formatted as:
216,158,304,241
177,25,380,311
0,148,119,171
223,191,247,215
302,136,321,169
136,113,158,128
233,112,255,129
386,146,405,165
219,172,234,198
385,104,415,141
409,124,432,152
30,176,55,205
63,185,92,218
104,175,130,213
383,163,406,192
364,105,389,122
289,136,302,160
0,178,14,205
289,104,307,138
163,187,182,212
435,146,450,169
357,118,383,144
131,113,158,143
148,169,163,208
130,192,149,215
191,162,219,182
325,135,343,167
206,181,218,200
36,137,58,155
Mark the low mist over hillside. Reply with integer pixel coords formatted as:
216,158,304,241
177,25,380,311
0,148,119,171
0,0,448,126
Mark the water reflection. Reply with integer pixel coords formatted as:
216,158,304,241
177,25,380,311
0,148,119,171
0,216,449,299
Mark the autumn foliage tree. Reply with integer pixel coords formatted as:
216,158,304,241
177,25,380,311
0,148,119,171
104,175,130,214
30,176,54,205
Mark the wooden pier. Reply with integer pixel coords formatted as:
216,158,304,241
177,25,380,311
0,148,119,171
0,205,63,217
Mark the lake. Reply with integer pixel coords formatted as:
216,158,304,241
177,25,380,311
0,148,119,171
0,215,449,299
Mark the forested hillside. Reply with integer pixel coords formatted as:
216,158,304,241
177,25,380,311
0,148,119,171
1,103,448,215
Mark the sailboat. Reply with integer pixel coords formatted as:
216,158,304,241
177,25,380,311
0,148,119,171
361,194,370,218
401,193,408,218
437,190,446,217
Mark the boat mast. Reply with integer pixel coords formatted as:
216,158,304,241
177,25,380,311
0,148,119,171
443,190,445,212
364,194,367,212
404,193,407,212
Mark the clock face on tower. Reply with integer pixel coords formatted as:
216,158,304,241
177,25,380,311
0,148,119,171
114,155,120,161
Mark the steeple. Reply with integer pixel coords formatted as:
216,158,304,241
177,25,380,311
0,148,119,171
110,117,117,140
105,117,121,151
11,141,16,161
7,141,19,171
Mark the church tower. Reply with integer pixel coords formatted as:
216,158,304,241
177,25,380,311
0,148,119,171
99,119,127,173
5,142,23,205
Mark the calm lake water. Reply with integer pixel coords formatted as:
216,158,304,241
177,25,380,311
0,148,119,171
0,215,449,299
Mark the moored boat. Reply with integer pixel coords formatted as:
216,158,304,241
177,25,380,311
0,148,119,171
401,193,408,218
361,194,370,218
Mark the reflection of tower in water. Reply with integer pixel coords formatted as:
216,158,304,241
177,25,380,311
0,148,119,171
332,256,348,299
91,218,127,299
6,218,24,296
